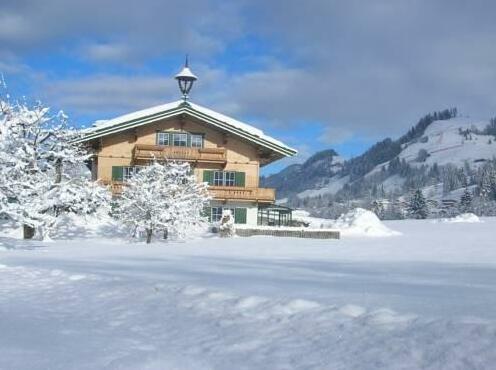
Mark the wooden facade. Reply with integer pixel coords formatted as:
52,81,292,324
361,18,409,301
79,101,296,225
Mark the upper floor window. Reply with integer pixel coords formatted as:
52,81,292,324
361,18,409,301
213,171,224,186
191,134,203,148
157,132,169,146
156,131,204,148
173,133,187,147
224,171,235,186
213,171,236,187
203,170,245,187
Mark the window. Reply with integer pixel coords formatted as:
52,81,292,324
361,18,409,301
173,133,187,146
158,132,204,148
157,132,169,146
211,207,223,222
122,166,143,181
191,134,203,148
123,167,135,181
224,208,235,220
211,207,235,223
212,171,236,186
224,171,235,186
213,171,224,186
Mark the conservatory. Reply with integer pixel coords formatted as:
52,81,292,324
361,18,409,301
257,205,293,226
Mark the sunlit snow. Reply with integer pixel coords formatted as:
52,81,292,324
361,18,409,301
1,217,496,369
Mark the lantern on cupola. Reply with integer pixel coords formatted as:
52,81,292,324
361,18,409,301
175,56,198,101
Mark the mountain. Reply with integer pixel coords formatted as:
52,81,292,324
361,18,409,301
261,149,343,199
263,109,496,218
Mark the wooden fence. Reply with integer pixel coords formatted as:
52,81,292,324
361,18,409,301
235,228,340,239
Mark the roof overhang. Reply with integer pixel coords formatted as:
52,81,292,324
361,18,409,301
74,102,297,162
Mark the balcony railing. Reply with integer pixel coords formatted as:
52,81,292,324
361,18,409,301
208,186,275,203
133,144,227,164
106,181,275,203
106,181,124,194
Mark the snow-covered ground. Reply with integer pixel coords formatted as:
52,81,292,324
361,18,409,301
1,218,496,369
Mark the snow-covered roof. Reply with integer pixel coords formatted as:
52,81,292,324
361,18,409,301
77,100,297,158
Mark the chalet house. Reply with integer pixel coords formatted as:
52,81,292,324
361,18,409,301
75,61,297,226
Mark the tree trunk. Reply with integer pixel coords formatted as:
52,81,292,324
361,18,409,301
55,158,62,184
163,228,168,240
146,228,153,244
23,224,35,239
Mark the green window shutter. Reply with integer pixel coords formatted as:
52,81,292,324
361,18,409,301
234,171,246,187
202,207,212,222
186,133,192,147
111,166,123,181
235,208,247,224
203,170,214,185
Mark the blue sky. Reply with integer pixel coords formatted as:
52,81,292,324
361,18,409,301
1,0,496,174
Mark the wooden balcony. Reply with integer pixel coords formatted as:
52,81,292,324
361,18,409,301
133,144,227,164
208,186,275,203
106,181,124,194
106,181,275,203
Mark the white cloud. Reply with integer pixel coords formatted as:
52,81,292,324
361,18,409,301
42,75,176,119
3,0,496,147
81,43,134,63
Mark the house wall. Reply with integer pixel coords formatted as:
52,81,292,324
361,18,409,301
96,116,260,187
209,200,259,226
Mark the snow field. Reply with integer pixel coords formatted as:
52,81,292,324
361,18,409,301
1,218,496,369
1,260,495,370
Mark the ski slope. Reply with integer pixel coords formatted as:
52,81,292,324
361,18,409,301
399,117,496,167
1,218,496,369
297,117,496,200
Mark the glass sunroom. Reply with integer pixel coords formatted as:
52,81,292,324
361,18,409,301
257,205,293,226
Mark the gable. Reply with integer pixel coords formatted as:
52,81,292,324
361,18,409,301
75,101,297,160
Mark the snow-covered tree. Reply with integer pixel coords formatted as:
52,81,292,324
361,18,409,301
114,161,210,243
371,200,385,220
219,209,235,237
408,189,429,219
0,86,111,239
459,187,473,214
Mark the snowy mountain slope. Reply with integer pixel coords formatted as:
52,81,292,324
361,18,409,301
272,113,496,205
399,117,496,167
297,174,349,198
262,149,344,198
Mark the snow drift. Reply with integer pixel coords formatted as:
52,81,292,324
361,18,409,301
331,208,400,237
293,208,400,237
441,213,482,223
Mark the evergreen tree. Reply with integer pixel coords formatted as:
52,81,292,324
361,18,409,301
408,189,429,219
459,187,473,213
371,200,385,220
